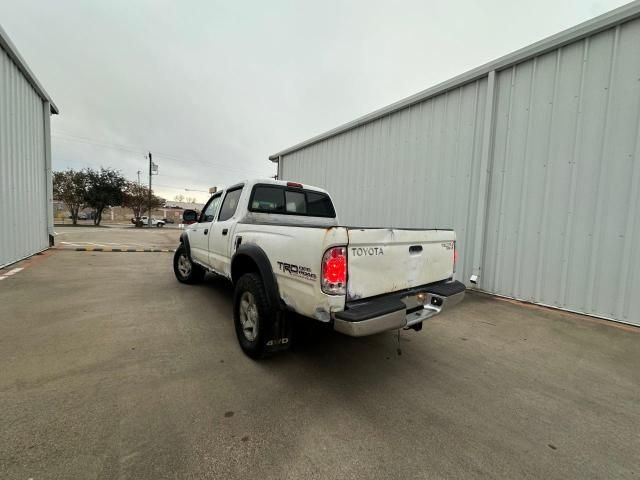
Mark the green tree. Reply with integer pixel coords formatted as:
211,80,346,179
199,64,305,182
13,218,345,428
122,181,165,226
84,168,126,225
53,169,88,225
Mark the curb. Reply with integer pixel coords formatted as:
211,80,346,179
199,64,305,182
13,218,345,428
53,247,174,253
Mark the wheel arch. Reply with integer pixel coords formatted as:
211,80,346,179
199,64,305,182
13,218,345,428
179,232,193,260
231,244,281,309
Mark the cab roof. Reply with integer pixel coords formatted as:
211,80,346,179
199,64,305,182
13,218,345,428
224,179,329,195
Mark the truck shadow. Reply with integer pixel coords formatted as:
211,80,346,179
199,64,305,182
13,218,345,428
198,272,426,368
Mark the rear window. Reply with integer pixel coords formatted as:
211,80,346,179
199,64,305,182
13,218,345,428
285,191,306,214
249,185,335,218
250,186,284,212
306,191,334,216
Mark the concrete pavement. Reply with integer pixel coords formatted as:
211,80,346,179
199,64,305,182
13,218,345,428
0,239,638,479
53,225,181,251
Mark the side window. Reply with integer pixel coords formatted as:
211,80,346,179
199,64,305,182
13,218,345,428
285,190,306,214
218,188,243,222
200,194,222,222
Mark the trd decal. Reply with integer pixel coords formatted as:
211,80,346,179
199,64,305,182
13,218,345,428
351,247,384,257
277,261,317,281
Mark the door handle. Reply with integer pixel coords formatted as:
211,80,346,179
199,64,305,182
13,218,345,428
222,228,228,235
204,228,208,235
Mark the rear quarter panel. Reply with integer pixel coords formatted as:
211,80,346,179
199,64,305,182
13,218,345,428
233,223,348,320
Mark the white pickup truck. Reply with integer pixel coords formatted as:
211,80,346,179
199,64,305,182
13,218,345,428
173,179,465,358
140,216,165,227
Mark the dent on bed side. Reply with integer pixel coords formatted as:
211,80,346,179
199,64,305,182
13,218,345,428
347,283,363,301
313,307,331,322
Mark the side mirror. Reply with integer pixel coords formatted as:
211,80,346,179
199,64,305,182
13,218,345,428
183,209,198,224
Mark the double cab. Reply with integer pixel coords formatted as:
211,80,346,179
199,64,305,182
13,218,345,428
174,179,465,358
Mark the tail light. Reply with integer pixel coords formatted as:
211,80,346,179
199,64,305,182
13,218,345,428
453,241,458,274
321,246,347,295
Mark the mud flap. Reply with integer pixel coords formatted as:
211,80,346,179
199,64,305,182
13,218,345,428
265,310,292,354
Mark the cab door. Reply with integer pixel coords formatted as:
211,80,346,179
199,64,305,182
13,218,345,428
208,186,244,275
189,193,222,266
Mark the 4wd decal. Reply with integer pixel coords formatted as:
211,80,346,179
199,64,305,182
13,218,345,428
277,261,317,281
351,247,384,257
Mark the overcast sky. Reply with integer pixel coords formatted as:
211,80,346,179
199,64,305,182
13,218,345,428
0,0,630,202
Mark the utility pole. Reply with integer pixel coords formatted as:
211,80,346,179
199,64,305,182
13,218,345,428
147,153,159,227
148,153,153,227
137,170,141,185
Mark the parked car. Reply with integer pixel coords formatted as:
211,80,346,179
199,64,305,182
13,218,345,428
163,217,175,224
173,179,465,359
139,216,165,227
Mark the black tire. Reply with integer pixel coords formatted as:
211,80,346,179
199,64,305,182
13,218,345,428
173,243,205,284
233,273,279,359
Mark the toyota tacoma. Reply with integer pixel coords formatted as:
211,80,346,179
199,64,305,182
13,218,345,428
174,179,465,358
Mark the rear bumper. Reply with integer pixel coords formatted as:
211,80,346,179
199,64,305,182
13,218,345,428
333,280,466,337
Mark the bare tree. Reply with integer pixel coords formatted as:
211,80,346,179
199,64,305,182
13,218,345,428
185,196,198,204
123,182,164,226
174,194,185,202
53,170,88,225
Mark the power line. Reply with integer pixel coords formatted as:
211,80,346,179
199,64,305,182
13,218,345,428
51,131,272,178
52,132,144,156
52,160,213,190
153,182,209,191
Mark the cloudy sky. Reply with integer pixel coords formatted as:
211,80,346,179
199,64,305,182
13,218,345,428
0,0,629,202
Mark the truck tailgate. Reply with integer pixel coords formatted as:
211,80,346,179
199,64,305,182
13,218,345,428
346,228,455,301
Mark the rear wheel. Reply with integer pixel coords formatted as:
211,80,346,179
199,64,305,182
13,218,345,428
173,244,205,284
234,273,289,359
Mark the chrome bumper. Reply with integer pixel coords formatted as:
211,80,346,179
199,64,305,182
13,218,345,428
333,282,465,337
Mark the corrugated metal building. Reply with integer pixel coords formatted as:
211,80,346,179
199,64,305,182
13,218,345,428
0,24,58,268
270,2,640,327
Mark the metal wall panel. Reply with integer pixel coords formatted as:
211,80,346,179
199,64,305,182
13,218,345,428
281,79,488,283
277,15,640,326
483,20,640,325
0,44,48,268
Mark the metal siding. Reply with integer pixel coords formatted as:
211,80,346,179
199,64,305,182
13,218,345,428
270,2,640,160
1,44,49,268
483,21,640,325
278,15,640,326
281,79,488,285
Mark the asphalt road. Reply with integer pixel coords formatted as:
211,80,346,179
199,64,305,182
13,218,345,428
0,229,638,479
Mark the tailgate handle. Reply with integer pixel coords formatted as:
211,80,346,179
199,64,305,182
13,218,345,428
409,245,423,255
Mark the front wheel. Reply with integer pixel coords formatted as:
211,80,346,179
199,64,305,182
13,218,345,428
173,244,205,284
